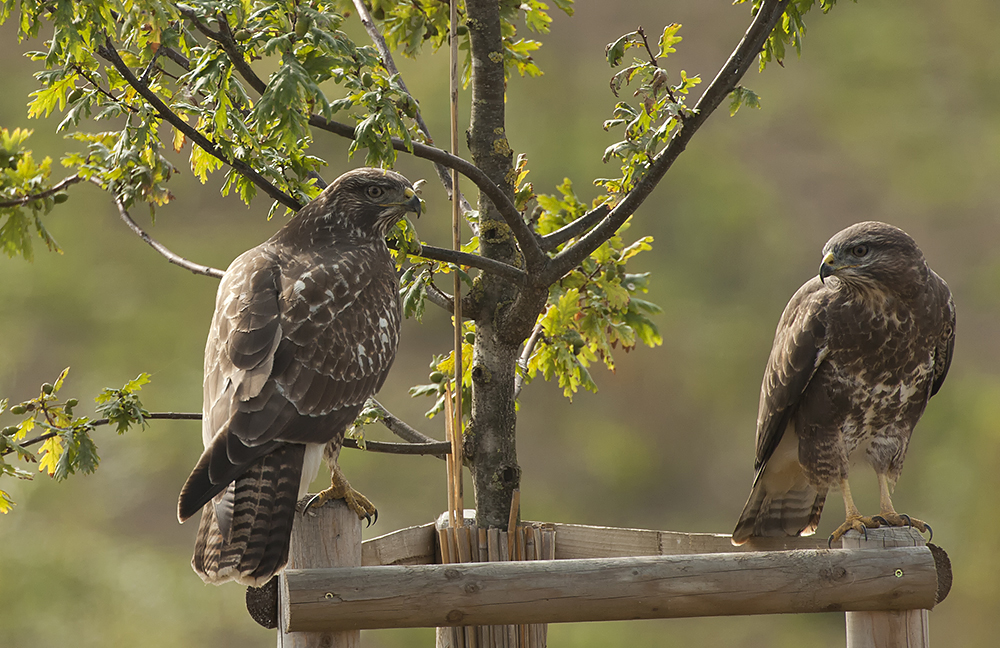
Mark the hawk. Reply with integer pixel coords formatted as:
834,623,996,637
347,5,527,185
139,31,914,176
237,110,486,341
177,167,421,585
732,221,955,545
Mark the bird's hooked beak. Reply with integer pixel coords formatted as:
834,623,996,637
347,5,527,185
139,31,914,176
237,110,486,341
403,187,422,218
819,251,837,284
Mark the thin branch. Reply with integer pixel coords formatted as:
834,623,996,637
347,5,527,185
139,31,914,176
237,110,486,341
424,280,455,314
513,315,545,398
307,113,544,271
367,399,439,444
104,180,225,279
343,437,450,456
94,35,302,212
2,412,202,456
408,242,528,285
636,25,684,113
0,174,84,208
543,0,791,284
350,0,473,214
538,204,610,252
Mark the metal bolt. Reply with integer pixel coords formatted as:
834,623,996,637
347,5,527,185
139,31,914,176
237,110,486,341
894,569,904,578
325,592,335,599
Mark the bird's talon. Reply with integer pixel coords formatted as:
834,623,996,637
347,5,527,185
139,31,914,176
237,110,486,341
872,515,888,526
924,522,933,542
900,513,912,527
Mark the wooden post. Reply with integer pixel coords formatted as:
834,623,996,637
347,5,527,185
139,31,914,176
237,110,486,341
278,498,362,648
843,527,932,648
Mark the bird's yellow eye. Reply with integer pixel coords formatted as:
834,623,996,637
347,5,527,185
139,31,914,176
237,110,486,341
850,244,869,258
366,185,385,199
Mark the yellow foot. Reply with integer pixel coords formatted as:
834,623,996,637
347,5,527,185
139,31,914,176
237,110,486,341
828,515,883,547
303,481,378,526
872,512,932,541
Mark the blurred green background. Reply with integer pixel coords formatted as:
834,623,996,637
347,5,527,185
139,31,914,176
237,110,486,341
2,0,998,646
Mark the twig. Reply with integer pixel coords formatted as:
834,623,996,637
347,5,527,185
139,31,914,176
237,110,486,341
104,181,225,278
95,35,302,212
3,410,450,458
424,280,455,314
2,412,202,456
636,25,683,112
513,315,545,398
0,174,84,208
543,0,791,284
350,0,473,214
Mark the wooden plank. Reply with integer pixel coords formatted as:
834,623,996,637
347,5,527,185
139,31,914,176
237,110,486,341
361,522,436,566
548,522,830,559
844,527,931,648
282,545,939,632
278,498,361,647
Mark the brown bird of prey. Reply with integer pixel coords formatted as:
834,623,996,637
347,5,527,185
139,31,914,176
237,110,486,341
732,221,954,546
177,168,420,585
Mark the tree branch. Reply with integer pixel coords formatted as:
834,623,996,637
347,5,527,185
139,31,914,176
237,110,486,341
407,243,528,285
0,174,84,208
542,0,791,284
1,412,201,456
307,113,544,271
94,35,302,212
538,204,610,252
350,0,473,214
104,181,225,278
3,408,450,458
513,315,545,398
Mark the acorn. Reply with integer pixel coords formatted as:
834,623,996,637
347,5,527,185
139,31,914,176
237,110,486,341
429,371,446,384
41,383,54,395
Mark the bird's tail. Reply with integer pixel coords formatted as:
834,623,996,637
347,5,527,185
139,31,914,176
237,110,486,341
192,443,306,586
731,475,825,545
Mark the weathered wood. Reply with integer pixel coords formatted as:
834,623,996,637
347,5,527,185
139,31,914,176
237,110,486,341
844,527,932,648
278,498,361,648
362,522,436,566
282,544,940,632
356,517,833,568
550,522,831,558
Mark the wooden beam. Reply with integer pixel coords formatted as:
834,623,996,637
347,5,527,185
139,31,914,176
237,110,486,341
356,518,834,567
282,545,941,632
362,522,436,566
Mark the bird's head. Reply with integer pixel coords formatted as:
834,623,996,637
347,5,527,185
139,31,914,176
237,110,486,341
818,221,926,294
306,167,422,240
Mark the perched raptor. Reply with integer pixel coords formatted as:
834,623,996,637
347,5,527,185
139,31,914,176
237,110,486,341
732,221,954,546
177,168,421,585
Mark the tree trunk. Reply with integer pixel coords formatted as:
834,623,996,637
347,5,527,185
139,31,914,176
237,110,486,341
464,0,523,529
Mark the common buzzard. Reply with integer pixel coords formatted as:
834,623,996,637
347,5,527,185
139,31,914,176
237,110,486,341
177,168,421,585
732,221,954,545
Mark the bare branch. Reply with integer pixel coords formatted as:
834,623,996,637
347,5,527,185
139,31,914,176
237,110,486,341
94,35,302,212
0,174,84,208
425,280,455,314
103,181,225,279
343,437,450,456
543,0,791,284
409,242,528,285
